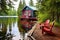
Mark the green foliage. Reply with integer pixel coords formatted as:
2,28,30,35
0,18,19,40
0,0,14,14
55,22,60,27
0,8,17,16
36,0,60,24
37,12,50,23
0,0,8,14
17,0,26,16
7,8,17,16
17,0,23,16
29,0,34,6
23,0,26,7
0,0,17,15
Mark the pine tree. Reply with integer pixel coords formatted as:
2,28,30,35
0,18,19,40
0,0,15,14
23,0,26,7
36,0,41,11
29,0,34,6
17,0,23,16
0,0,8,14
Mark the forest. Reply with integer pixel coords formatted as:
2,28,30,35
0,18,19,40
0,0,60,26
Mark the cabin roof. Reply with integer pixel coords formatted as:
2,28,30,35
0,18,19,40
22,6,37,11
28,6,37,10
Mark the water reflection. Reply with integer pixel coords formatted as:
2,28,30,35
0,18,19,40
0,17,25,40
0,23,7,40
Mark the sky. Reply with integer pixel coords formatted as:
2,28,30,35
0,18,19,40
12,0,37,10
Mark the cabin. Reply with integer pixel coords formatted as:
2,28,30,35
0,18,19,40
21,6,37,21
20,6,37,31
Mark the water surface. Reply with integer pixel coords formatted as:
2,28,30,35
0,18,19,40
0,17,25,40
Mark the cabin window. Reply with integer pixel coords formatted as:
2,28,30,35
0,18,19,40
25,11,28,16
23,10,31,18
28,10,31,16
23,11,29,18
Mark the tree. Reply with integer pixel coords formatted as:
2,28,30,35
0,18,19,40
0,0,8,14
17,0,23,16
29,0,34,6
56,1,60,22
36,0,60,22
36,0,50,22
23,0,26,7
17,0,26,16
0,0,17,15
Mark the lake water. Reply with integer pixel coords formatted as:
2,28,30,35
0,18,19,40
0,17,27,40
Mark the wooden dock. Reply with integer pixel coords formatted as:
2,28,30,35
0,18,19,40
32,24,60,40
25,22,60,40
25,22,39,40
